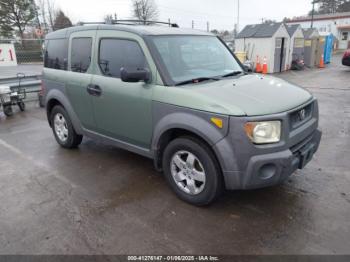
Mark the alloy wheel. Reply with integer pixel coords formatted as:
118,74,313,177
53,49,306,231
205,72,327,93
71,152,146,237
54,113,69,143
170,150,206,195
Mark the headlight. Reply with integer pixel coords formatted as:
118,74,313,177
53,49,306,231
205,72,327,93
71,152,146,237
244,121,281,144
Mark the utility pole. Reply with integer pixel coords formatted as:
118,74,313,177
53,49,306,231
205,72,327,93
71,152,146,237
207,21,209,32
237,0,240,32
233,0,235,34
311,1,315,28
192,20,194,29
168,18,171,26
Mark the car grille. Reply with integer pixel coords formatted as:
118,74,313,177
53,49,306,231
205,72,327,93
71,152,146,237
290,133,314,154
289,102,313,130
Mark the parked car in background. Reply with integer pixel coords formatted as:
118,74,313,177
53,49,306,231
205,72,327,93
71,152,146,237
342,50,350,66
43,22,322,206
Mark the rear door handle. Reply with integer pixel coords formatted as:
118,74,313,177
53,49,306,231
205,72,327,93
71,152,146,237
87,84,102,96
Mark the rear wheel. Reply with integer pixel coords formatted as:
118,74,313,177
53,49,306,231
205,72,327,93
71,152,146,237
3,105,13,117
18,101,25,111
50,105,83,148
162,137,223,206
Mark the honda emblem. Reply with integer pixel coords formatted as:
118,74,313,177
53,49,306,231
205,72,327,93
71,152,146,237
298,109,306,121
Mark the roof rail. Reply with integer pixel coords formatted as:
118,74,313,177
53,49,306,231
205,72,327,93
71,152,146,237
77,22,106,25
78,20,179,28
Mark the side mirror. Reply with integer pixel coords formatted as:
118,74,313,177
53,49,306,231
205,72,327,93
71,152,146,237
120,67,151,83
242,65,253,73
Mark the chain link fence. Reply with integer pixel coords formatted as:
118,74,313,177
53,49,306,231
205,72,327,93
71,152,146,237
0,39,44,64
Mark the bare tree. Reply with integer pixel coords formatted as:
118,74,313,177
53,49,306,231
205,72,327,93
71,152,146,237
36,0,47,30
104,14,114,24
46,0,55,30
308,0,350,15
34,0,56,32
132,0,158,22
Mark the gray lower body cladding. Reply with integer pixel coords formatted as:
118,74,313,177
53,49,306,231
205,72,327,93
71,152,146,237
217,129,321,190
213,99,322,190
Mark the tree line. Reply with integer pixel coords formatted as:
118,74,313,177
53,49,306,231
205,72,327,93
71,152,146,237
310,0,350,15
0,0,72,39
104,0,158,23
0,0,159,40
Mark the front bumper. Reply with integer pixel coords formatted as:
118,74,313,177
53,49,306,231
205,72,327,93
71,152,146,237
213,99,322,190
238,129,321,189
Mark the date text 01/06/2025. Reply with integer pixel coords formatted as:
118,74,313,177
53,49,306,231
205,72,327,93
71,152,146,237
127,255,219,261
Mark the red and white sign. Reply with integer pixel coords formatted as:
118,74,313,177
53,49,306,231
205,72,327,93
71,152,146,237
35,28,44,37
0,44,18,66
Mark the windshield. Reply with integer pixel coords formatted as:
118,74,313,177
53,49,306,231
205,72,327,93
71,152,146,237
151,35,242,85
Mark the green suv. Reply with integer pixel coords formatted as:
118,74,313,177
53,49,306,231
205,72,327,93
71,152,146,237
43,23,321,205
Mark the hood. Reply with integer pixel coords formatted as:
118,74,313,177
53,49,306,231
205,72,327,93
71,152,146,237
155,74,313,116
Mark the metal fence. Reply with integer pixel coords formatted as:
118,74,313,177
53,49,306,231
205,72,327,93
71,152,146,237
0,39,43,64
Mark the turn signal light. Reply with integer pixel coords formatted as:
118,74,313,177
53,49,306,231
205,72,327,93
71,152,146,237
211,117,223,129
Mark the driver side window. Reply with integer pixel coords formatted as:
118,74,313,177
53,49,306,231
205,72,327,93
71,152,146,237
98,38,148,78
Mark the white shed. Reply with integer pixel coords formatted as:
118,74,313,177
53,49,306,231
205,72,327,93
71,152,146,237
285,24,305,69
303,28,322,68
235,23,290,73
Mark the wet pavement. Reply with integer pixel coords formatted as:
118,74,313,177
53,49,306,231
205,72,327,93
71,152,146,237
0,55,349,255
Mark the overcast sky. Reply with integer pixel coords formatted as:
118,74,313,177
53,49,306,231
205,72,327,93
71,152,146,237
55,0,312,31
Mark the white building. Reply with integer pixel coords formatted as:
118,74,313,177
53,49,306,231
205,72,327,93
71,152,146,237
287,12,350,49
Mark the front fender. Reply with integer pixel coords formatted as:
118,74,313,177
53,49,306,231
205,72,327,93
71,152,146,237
151,102,229,151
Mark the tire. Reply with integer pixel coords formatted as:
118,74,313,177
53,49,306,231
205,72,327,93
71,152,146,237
3,105,13,117
50,105,83,148
18,101,25,111
162,137,223,206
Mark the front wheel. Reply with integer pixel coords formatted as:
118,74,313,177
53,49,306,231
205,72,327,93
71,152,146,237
50,105,83,148
162,137,223,206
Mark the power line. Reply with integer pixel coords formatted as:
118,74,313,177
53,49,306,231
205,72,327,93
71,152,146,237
158,5,280,22
157,4,234,18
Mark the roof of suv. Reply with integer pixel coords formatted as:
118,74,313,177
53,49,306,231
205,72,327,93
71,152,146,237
46,24,213,39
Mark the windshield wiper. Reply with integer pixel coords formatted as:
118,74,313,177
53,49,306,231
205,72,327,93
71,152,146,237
175,77,220,86
221,71,244,78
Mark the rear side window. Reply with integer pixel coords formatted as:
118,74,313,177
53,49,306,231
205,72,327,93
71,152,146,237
71,37,92,73
44,39,68,70
98,39,147,78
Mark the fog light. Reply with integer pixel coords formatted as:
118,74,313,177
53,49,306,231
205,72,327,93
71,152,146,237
259,163,277,180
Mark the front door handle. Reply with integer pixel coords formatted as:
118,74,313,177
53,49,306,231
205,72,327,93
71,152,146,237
87,84,102,96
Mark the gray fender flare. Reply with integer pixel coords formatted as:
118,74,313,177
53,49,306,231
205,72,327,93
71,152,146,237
152,112,228,150
151,112,231,171
46,89,84,135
